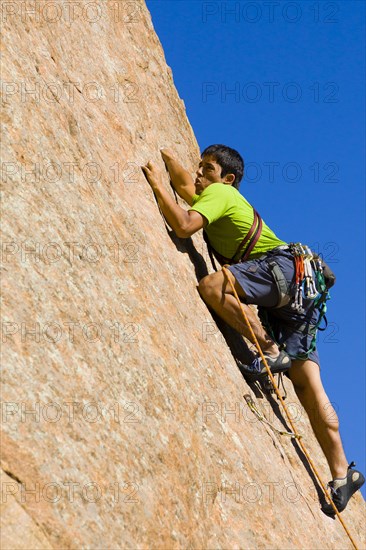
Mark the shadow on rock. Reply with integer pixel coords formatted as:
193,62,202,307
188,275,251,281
165,226,254,367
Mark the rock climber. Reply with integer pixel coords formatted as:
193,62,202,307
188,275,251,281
142,145,364,515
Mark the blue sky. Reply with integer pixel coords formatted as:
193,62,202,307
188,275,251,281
146,1,365,493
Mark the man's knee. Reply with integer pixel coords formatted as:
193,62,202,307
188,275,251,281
198,273,221,301
289,361,322,405
198,269,245,303
289,359,321,390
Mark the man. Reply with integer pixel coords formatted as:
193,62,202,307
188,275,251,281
142,144,364,515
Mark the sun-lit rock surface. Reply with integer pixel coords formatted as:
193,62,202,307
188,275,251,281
1,1,364,548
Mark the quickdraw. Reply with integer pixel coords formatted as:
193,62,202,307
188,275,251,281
291,243,320,312
288,242,331,359
244,394,302,439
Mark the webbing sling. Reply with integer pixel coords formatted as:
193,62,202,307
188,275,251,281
204,209,263,271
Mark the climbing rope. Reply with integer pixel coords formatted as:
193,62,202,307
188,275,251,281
222,265,360,550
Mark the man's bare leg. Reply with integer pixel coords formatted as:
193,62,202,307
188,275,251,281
200,271,350,477
198,270,279,357
288,359,348,479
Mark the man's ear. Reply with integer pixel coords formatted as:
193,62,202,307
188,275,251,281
223,173,236,186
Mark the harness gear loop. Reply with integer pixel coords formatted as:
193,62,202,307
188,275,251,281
222,265,360,550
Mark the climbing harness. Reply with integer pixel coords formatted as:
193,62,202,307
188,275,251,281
204,208,263,271
244,394,301,439
222,265,360,550
205,228,335,360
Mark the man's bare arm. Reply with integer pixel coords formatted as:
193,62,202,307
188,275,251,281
161,149,196,206
142,161,206,237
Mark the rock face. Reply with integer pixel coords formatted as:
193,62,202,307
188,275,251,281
1,1,364,548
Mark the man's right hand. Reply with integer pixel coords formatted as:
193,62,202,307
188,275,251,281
160,148,176,166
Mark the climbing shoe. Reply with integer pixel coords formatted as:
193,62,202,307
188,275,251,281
321,462,365,516
239,350,291,381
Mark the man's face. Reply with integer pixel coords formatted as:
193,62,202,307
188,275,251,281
194,155,233,195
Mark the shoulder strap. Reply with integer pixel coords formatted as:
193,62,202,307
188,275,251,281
204,208,263,270
232,209,263,262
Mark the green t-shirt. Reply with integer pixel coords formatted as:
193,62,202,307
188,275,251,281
189,183,286,261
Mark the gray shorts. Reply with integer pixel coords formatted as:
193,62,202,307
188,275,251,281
228,248,321,366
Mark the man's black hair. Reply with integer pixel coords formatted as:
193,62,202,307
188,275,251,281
201,144,244,190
